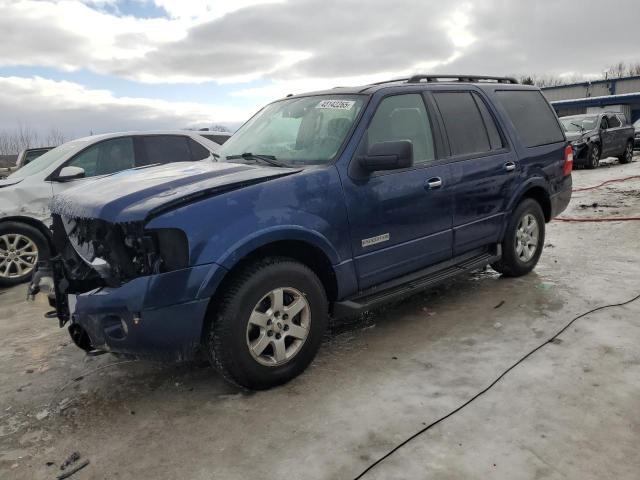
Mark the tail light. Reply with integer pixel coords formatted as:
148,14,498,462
563,144,573,176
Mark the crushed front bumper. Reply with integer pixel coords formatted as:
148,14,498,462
54,259,222,361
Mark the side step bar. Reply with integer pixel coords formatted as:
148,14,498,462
333,246,501,318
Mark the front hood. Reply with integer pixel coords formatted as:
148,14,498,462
50,161,300,223
0,177,22,188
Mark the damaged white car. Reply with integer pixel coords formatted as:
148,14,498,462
0,131,220,287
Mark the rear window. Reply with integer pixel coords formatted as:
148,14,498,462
496,90,564,147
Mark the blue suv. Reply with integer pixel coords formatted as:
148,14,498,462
46,75,572,389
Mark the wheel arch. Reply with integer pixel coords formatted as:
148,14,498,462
508,181,552,223
0,216,53,250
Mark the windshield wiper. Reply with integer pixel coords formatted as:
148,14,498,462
226,152,287,167
570,122,584,132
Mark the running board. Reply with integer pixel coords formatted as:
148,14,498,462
333,245,501,317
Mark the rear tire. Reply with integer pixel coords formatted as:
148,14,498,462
618,140,633,164
491,199,545,277
206,257,328,390
0,222,50,287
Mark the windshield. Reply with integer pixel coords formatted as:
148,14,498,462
9,141,86,179
634,118,640,128
560,115,598,132
217,95,366,165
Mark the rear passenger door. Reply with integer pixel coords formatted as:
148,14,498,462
606,114,625,154
431,90,515,255
137,135,212,166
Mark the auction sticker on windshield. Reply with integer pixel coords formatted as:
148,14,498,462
316,99,355,110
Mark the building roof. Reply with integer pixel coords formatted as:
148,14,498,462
550,92,640,107
541,75,640,91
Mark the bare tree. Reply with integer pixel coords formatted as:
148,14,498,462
45,128,66,146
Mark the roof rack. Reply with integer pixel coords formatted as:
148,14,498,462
407,74,518,84
366,75,518,88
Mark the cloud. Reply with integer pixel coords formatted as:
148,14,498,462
0,76,251,136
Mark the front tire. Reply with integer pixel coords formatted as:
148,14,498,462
491,199,545,277
618,140,633,164
586,143,600,169
0,222,50,287
206,257,328,390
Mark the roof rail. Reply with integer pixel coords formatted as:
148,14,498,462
406,74,518,84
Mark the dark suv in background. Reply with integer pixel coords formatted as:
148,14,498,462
46,75,572,389
560,112,635,168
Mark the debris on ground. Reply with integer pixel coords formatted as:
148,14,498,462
57,460,89,480
493,322,503,329
494,300,505,309
35,409,50,420
60,451,81,470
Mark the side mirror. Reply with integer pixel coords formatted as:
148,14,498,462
358,140,413,172
56,166,85,182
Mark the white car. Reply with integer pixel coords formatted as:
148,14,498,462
0,131,220,286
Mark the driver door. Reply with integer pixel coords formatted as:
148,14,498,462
339,93,453,290
599,116,615,157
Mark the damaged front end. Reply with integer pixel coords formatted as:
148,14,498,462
49,213,204,360
54,214,188,291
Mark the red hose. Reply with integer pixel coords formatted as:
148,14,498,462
572,175,640,192
555,216,640,222
559,174,640,221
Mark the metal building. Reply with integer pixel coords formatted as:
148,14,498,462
541,76,640,123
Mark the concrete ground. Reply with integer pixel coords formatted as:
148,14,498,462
1,155,639,480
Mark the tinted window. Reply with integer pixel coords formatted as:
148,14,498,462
472,93,504,150
141,135,191,165
496,90,564,147
188,138,211,160
366,94,435,164
616,113,627,125
600,117,609,129
607,115,621,128
67,137,135,177
202,134,231,145
433,92,491,156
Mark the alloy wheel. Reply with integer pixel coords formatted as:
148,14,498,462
0,233,39,279
246,287,311,366
515,214,539,262
590,145,600,168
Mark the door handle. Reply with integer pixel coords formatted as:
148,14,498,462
425,177,443,190
504,161,516,172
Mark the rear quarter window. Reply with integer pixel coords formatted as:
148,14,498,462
496,90,564,147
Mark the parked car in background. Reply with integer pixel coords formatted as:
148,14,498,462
17,147,54,169
0,131,219,286
198,131,232,145
633,118,640,150
45,75,572,389
559,112,635,169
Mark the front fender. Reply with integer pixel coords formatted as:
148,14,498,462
194,226,339,299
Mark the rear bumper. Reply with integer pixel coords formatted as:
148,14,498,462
56,262,223,361
550,176,572,218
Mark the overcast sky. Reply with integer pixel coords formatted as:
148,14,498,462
1,0,639,138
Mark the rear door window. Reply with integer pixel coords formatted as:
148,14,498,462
607,115,621,128
433,91,492,156
496,90,565,147
140,135,192,166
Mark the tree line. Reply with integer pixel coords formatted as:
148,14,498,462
518,60,640,87
0,125,66,156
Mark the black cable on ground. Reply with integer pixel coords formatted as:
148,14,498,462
353,292,640,479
